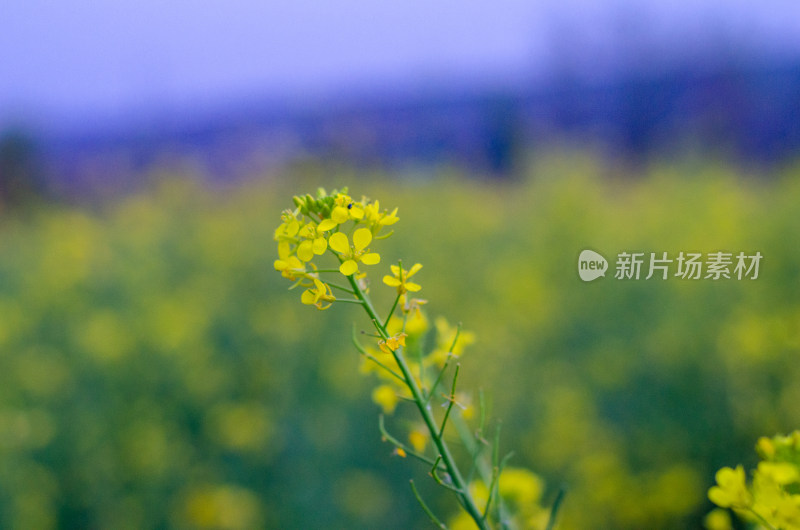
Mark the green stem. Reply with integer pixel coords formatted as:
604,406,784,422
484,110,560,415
383,291,402,328
438,363,460,439
345,273,489,530
410,480,447,529
328,282,356,294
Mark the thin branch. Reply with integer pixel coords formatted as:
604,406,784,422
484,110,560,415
448,322,463,353
383,291,402,328
334,298,365,305
378,415,441,469
410,480,447,529
352,326,404,382
545,486,568,530
483,465,500,521
327,282,356,294
438,363,461,438
423,354,452,407
430,455,463,494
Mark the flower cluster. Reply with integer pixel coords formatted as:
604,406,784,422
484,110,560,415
274,188,555,530
273,188,398,309
707,431,800,529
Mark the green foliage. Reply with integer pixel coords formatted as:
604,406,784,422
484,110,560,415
0,159,798,528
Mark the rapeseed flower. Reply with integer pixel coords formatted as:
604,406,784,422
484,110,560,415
379,333,407,354
274,242,307,281
277,188,530,529
274,210,301,241
296,222,329,261
709,431,800,529
330,193,365,225
328,228,380,276
300,278,335,310
408,428,428,452
364,199,399,228
383,263,422,295
708,466,751,509
372,384,398,414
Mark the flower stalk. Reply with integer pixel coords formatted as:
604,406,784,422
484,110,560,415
344,271,489,528
273,187,553,529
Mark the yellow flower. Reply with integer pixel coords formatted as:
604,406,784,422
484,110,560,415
378,333,407,354
386,310,428,338
300,278,335,310
400,295,428,317
364,199,399,227
757,461,800,485
274,210,301,240
757,436,776,459
498,468,544,508
330,193,365,225
708,466,752,509
426,317,476,367
372,384,398,414
328,228,380,276
408,428,429,452
273,241,307,280
383,263,422,295
704,508,733,530
435,317,476,356
751,468,800,529
296,222,329,261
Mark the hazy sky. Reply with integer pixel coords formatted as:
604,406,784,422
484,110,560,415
2,0,800,129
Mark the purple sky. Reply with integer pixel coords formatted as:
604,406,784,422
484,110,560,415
2,0,800,129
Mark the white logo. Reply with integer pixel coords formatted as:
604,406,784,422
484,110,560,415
578,249,608,282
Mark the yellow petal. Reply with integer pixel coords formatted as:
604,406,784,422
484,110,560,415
286,256,303,269
409,430,428,452
758,462,800,485
278,241,291,259
331,206,349,224
350,206,364,219
708,486,733,508
360,253,380,265
406,282,421,292
296,240,314,262
298,224,313,238
328,232,349,254
340,260,358,276
383,276,401,287
380,208,399,225
286,220,300,236
301,289,316,305
317,219,337,231
274,259,288,271
372,385,398,414
353,227,372,251
312,237,327,255
390,265,400,276
408,263,423,276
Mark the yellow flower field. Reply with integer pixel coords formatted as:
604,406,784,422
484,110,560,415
0,155,798,528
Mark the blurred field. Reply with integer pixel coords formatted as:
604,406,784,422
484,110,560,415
0,156,799,529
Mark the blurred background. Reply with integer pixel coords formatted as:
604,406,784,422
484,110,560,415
1,1,799,528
